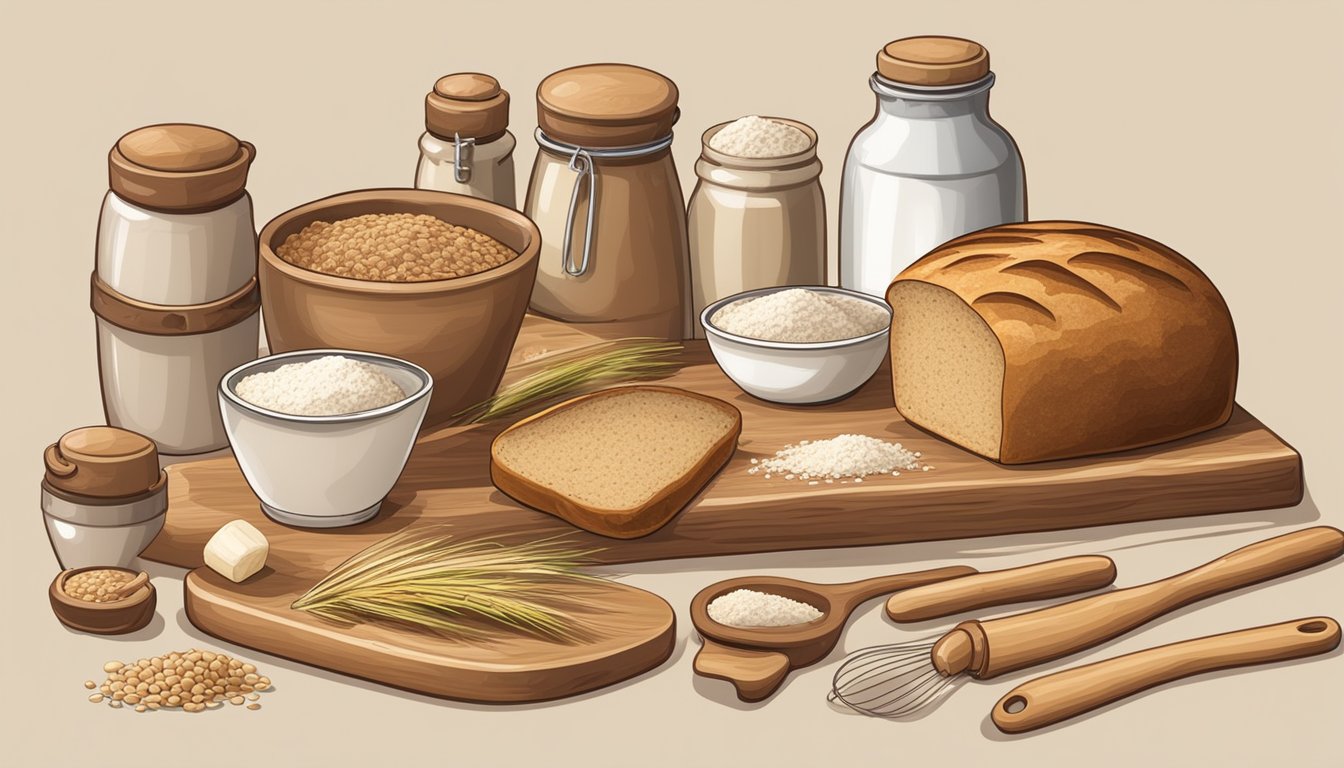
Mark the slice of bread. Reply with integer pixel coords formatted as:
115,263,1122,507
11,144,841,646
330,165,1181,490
490,386,742,539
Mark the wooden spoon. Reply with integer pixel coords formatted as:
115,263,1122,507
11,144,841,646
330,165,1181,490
112,572,150,600
691,565,975,701
993,616,1341,733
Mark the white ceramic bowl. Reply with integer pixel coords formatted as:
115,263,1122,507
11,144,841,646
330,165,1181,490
701,286,893,405
219,349,433,528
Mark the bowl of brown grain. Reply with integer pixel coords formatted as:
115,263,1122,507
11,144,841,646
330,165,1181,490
258,189,541,429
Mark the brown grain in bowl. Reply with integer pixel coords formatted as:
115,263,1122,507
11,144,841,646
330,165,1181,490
276,212,517,282
63,568,137,603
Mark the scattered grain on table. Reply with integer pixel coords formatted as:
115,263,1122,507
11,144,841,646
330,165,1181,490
88,650,272,713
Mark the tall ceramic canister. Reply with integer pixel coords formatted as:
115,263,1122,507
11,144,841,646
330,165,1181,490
415,73,517,208
840,37,1026,297
93,124,261,454
526,64,691,339
688,116,825,338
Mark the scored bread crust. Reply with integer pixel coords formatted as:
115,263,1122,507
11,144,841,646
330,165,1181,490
888,221,1238,464
490,386,743,539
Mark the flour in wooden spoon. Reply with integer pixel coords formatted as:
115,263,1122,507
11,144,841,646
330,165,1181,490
708,589,823,627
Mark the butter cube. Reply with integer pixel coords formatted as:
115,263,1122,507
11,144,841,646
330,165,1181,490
203,520,269,583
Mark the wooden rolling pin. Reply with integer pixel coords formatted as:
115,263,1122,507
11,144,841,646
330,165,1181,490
992,616,1341,733
885,555,1117,622
933,526,1344,680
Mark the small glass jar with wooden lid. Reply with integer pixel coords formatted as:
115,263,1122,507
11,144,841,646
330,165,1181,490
525,64,691,339
415,72,517,208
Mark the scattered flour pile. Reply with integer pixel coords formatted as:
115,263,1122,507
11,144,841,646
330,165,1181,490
748,434,929,483
711,288,889,343
707,589,823,627
709,115,811,158
235,355,406,416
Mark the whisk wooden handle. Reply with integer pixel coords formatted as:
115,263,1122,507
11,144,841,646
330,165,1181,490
940,526,1344,679
992,617,1341,733
884,556,1116,622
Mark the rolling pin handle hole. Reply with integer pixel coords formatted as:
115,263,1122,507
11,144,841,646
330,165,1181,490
1003,695,1027,714
1297,621,1328,633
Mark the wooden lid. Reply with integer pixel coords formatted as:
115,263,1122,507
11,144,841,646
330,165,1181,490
108,124,253,211
116,124,241,172
536,64,679,147
44,426,162,498
878,36,990,86
425,73,510,141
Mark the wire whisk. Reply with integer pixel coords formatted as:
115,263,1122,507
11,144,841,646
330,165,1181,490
828,636,955,717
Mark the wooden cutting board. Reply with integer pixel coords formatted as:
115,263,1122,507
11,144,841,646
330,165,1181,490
144,315,1301,701
146,316,1303,570
182,567,675,703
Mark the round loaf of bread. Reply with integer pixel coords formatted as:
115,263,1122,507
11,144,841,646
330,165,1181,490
886,221,1238,464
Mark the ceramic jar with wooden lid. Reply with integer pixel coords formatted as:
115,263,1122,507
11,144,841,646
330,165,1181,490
41,426,168,569
688,118,825,338
839,36,1026,297
94,123,261,454
415,73,517,207
525,64,691,339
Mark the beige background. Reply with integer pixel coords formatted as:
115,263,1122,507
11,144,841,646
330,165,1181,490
4,0,1342,765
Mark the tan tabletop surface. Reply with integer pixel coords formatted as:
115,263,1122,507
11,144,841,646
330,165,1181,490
3,1,1341,766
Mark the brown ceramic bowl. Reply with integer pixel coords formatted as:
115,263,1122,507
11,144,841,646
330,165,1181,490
258,189,541,429
50,567,156,635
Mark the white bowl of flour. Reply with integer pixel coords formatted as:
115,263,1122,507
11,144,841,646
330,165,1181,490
701,286,892,405
219,349,432,528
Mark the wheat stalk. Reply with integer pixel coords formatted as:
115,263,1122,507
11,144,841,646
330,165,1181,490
455,338,682,424
291,528,604,641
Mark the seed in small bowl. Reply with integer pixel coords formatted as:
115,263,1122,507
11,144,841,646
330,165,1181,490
63,569,141,603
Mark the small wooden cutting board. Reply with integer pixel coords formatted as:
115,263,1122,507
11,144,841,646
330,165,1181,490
184,565,675,703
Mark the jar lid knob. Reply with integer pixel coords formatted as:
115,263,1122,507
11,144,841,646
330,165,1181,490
878,36,990,86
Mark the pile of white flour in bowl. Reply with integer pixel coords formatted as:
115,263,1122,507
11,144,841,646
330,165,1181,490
235,355,406,416
711,288,889,343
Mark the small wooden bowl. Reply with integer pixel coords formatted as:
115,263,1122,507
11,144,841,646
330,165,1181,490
49,567,156,635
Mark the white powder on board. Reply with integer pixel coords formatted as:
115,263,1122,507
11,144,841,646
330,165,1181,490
710,288,889,343
235,355,407,416
707,589,823,627
709,115,811,158
747,434,928,481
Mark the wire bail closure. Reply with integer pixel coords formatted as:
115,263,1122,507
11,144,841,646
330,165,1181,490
452,132,476,184
534,128,675,279
562,148,596,277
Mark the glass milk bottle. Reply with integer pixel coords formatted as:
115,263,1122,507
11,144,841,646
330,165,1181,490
840,36,1026,297
688,117,825,338
415,73,516,208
